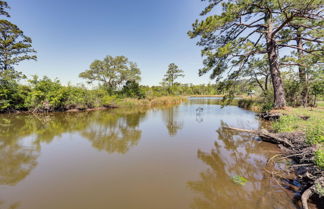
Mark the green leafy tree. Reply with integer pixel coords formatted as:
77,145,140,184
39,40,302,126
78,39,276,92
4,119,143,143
121,80,144,98
79,55,141,94
189,0,322,108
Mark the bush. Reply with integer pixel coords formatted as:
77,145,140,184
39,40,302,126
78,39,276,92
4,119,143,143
0,71,29,112
261,102,273,112
306,126,324,145
120,81,145,99
25,76,64,110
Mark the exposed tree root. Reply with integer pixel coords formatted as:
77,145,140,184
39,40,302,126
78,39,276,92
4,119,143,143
224,125,324,209
302,177,324,209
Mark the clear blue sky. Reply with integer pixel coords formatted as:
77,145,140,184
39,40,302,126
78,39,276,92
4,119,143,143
9,0,213,86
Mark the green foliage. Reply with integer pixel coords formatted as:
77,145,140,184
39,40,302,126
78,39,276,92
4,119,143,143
306,126,324,145
25,76,64,110
79,55,141,94
231,175,248,186
261,102,274,112
162,63,184,89
189,0,323,108
314,149,324,169
0,70,28,112
0,1,10,17
0,16,36,71
315,182,324,197
120,80,145,99
273,115,301,132
237,99,256,110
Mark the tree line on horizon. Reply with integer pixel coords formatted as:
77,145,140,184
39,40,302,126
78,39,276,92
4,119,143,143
0,0,323,112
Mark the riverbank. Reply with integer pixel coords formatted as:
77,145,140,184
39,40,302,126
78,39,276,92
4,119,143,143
260,106,323,208
1,96,187,114
223,97,324,208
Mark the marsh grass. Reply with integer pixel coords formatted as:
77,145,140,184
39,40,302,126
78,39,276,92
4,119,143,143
113,96,187,108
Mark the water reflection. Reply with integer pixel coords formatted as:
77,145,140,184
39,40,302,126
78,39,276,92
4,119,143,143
162,106,183,136
81,111,146,153
188,122,295,209
0,103,295,209
0,201,20,209
0,108,148,189
0,141,38,186
0,109,147,152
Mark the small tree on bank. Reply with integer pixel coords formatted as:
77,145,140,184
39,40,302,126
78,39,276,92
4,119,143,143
163,63,185,87
162,63,184,94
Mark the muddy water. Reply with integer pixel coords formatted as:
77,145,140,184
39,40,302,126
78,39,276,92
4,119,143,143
0,98,296,209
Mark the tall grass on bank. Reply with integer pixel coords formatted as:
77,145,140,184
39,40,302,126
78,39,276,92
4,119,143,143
113,96,187,108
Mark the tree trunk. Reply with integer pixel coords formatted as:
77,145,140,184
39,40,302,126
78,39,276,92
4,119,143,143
266,18,286,109
296,30,308,107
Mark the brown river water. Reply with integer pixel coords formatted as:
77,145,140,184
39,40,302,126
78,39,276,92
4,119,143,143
0,97,298,209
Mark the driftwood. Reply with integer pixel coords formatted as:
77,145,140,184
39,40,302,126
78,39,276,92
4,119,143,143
223,126,323,209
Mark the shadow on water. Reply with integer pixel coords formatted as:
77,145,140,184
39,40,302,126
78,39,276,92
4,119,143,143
187,122,297,209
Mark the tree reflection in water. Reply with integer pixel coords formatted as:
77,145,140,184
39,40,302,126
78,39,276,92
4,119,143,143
187,122,296,209
0,201,20,209
0,116,39,187
162,106,183,136
0,108,147,190
81,110,146,153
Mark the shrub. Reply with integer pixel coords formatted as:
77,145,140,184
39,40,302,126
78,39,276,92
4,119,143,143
0,71,29,112
306,126,324,145
315,149,324,169
261,102,273,112
120,81,145,99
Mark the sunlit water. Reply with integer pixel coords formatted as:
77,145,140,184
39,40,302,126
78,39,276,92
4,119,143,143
0,98,296,209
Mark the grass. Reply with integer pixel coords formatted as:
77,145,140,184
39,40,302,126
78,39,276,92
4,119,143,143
315,149,324,169
272,107,324,135
112,96,187,108
271,106,324,168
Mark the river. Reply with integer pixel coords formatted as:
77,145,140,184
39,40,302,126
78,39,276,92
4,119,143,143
0,97,296,209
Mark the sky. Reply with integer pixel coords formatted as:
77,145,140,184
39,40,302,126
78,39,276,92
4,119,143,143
8,0,213,86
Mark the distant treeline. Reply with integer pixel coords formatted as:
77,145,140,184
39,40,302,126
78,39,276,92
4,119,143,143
0,74,235,113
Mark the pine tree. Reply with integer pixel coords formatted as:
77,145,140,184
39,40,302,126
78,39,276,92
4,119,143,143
189,0,323,108
0,1,37,72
